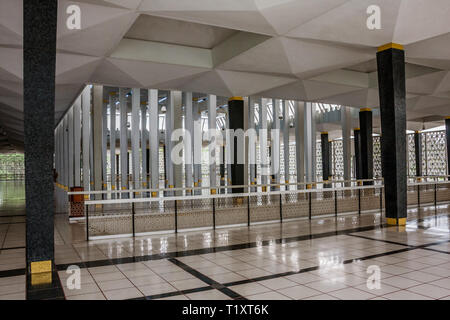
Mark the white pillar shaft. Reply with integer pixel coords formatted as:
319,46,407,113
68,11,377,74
68,108,74,189
208,94,217,189
271,99,280,187
63,116,69,188
73,96,81,186
295,101,305,185
81,86,90,192
341,106,351,182
283,100,290,184
148,89,159,192
172,91,183,194
304,102,316,182
141,102,148,188
110,94,116,191
249,97,258,188
119,88,128,191
260,98,268,186
131,88,140,189
193,100,202,194
92,85,103,198
102,98,108,190
184,92,193,191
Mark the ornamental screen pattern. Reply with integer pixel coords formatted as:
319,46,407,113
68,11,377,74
331,140,344,179
423,130,447,176
373,136,382,178
405,131,447,177
407,133,416,176
316,140,322,180
279,143,297,182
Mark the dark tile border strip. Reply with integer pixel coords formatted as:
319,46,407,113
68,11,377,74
55,224,386,271
0,268,26,278
0,246,26,251
168,258,246,300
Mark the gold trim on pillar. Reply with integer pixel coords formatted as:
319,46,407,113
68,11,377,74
211,189,216,195
378,43,404,52
30,260,52,274
31,272,52,286
445,116,450,120
386,218,407,226
360,108,372,112
228,96,243,101
354,128,360,131
151,192,157,197
321,132,328,135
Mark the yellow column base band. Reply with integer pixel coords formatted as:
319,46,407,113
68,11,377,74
31,272,52,285
151,192,157,197
386,218,407,226
30,260,52,274
211,189,216,195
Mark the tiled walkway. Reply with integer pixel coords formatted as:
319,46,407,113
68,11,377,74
0,182,449,300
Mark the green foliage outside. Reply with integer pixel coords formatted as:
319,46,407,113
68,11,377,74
0,153,25,180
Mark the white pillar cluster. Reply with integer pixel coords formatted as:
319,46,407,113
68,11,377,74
54,84,345,209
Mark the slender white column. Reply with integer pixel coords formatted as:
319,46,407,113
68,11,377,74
225,107,232,193
283,100,290,186
141,100,148,188
193,99,202,195
271,99,280,190
68,107,74,189
63,115,69,189
248,97,258,190
304,102,316,184
172,91,183,195
92,85,103,199
165,93,173,191
260,98,268,190
148,89,159,195
208,94,217,192
73,96,81,186
131,88,140,191
294,101,305,186
341,106,351,183
119,88,128,194
243,97,249,192
109,93,117,194
102,97,108,191
184,92,193,194
81,86,91,193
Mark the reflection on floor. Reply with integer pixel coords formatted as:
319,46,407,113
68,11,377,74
0,181,449,300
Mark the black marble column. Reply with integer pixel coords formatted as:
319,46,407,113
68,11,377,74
446,118,450,176
359,109,373,185
377,43,407,225
414,131,422,177
24,0,58,271
354,129,362,180
321,132,330,181
228,97,245,194
220,144,225,194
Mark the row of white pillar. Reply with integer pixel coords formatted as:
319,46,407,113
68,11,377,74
54,86,353,200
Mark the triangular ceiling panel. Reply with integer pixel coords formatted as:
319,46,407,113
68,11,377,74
286,0,402,47
57,12,138,56
218,37,293,75
89,59,143,87
281,37,374,78
393,0,450,45
256,0,350,35
216,69,297,97
108,58,210,88
303,80,362,101
255,80,308,101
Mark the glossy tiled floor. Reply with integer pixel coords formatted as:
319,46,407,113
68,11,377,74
0,181,449,300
